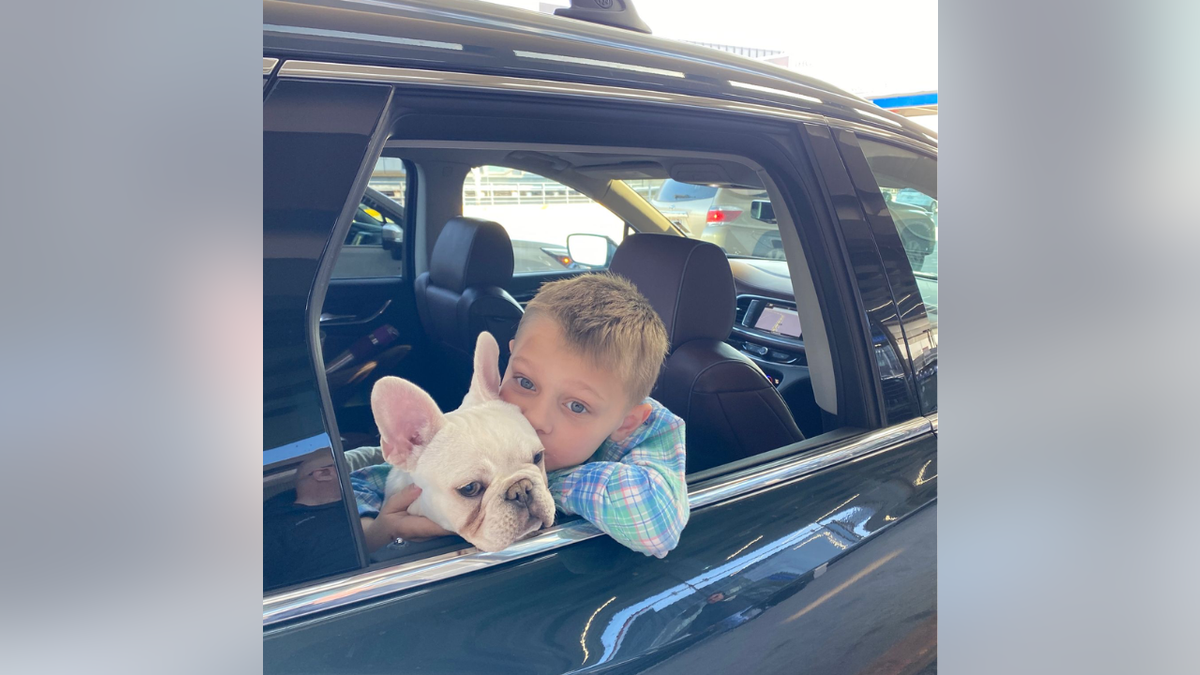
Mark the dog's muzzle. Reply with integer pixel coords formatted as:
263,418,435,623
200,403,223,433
505,477,535,508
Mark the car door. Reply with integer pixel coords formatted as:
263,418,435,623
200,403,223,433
264,65,936,675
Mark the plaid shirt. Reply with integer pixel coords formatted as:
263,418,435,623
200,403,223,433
349,398,689,559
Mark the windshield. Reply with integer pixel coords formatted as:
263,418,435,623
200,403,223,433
624,178,784,260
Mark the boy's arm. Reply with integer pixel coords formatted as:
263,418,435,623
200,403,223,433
550,416,689,558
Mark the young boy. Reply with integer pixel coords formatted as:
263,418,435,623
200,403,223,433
352,273,689,558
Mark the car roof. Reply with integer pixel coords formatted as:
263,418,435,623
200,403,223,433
264,0,937,147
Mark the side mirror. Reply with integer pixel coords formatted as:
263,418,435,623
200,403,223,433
381,223,402,250
751,200,776,224
566,233,617,268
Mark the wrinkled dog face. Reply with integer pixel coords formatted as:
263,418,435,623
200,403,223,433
371,332,555,552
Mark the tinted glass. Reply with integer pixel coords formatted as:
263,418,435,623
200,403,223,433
858,139,937,325
858,137,937,413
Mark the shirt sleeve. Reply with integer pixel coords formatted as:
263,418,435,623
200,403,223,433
344,445,384,472
550,408,689,558
350,464,391,518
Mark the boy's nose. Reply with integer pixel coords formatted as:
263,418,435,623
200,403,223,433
523,399,553,435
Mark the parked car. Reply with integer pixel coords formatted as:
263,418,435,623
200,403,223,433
648,179,783,258
264,1,937,673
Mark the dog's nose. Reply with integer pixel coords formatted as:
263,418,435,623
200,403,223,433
505,477,533,508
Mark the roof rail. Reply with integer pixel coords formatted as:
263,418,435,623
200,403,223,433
553,0,653,35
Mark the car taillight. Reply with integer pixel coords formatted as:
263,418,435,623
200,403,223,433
706,207,743,223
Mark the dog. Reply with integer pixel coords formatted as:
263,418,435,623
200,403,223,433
371,331,556,552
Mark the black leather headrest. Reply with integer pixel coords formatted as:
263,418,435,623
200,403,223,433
610,234,736,347
428,217,515,293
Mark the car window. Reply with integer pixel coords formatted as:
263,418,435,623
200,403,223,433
264,449,360,592
857,139,937,327
631,178,784,260
330,158,409,279
462,166,626,275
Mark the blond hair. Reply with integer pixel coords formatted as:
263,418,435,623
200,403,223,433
519,273,668,404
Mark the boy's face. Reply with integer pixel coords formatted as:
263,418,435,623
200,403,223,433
500,315,648,472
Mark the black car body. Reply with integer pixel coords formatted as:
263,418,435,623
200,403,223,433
263,1,938,673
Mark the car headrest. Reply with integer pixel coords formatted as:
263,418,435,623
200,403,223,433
609,234,736,348
429,216,515,293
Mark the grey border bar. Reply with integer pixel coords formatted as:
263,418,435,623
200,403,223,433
263,417,930,627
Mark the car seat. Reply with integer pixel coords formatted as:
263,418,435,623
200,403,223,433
609,233,805,473
414,216,523,410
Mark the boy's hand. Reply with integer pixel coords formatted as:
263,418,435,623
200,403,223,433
362,485,453,552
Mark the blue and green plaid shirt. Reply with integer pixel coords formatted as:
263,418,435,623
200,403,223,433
350,398,689,558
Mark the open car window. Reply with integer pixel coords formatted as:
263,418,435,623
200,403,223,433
629,179,784,260
462,166,626,274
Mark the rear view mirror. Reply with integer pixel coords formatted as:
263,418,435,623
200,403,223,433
566,233,617,267
751,200,776,224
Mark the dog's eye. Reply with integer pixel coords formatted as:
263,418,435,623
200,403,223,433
457,482,484,498
533,451,544,465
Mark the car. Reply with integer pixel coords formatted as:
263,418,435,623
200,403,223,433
648,179,783,258
263,1,938,673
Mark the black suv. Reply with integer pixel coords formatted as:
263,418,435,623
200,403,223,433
264,1,938,672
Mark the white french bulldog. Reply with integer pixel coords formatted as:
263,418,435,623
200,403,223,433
371,331,556,552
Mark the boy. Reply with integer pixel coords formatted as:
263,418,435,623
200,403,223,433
352,273,689,558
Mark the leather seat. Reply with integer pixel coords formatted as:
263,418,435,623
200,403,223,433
609,234,804,473
415,216,523,409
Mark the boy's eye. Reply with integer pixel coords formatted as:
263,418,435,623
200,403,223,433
517,376,535,391
567,401,588,414
533,451,544,465
457,482,484,498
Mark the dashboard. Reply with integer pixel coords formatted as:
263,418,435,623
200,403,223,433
726,258,823,437
727,258,807,375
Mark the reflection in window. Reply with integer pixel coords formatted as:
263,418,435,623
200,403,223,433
263,450,359,592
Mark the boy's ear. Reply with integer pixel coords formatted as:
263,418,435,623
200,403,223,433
371,376,444,469
610,402,653,442
462,331,502,408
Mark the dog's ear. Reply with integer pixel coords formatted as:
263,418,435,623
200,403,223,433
371,376,444,469
461,330,502,408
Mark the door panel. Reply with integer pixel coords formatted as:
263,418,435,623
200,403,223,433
318,276,428,441
263,432,936,674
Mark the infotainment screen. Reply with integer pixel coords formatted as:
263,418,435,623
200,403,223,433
753,303,802,338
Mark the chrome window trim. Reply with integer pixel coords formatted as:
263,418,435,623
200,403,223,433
263,57,279,76
927,412,938,434
276,60,824,126
263,416,931,627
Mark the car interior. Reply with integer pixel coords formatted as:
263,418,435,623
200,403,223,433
317,142,853,562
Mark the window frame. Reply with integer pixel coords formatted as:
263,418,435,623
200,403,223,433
264,60,926,616
826,122,938,417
